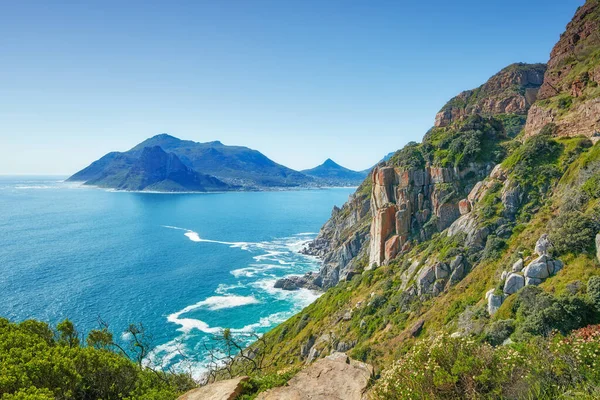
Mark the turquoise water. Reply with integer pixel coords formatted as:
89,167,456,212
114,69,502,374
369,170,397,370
0,176,354,376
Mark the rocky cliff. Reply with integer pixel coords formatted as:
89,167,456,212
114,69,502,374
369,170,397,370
435,63,546,129
525,0,600,139
259,3,600,387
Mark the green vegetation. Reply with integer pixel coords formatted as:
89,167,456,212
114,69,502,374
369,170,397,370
0,318,195,400
372,325,600,399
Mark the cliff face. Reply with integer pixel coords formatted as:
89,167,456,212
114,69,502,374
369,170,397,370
435,63,546,128
525,0,600,139
302,184,371,288
368,163,491,267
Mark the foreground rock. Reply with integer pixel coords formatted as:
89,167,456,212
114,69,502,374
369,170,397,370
256,352,373,400
178,376,248,400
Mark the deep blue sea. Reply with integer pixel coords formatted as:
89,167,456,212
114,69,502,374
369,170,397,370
0,176,354,377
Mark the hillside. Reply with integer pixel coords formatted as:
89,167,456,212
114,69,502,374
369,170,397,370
301,159,368,186
69,134,316,190
70,146,231,192
223,3,600,398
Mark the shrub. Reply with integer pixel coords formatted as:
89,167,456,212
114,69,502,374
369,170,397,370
549,210,599,255
588,276,600,310
484,319,515,346
372,327,600,400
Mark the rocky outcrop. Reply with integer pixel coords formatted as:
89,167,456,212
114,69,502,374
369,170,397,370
526,0,600,139
537,1,600,101
256,353,373,400
486,234,564,315
178,376,248,400
368,164,490,267
525,98,600,139
435,63,545,127
301,189,371,288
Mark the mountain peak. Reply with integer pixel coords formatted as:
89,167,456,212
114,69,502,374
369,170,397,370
322,158,340,168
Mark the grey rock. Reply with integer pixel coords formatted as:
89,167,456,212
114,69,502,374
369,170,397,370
434,262,450,279
449,262,466,284
524,259,550,280
511,259,524,272
503,273,525,295
526,277,543,286
501,271,508,281
342,311,352,321
501,179,522,219
274,278,299,291
548,259,564,275
432,280,446,296
418,265,436,294
535,233,552,256
300,336,316,359
450,255,464,271
488,293,505,315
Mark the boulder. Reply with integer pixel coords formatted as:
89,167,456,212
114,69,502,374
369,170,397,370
178,376,249,400
534,234,552,256
410,319,425,337
511,259,524,272
449,262,466,285
458,198,471,215
434,262,450,280
450,255,464,271
274,278,299,291
548,259,564,275
490,164,507,181
257,353,373,400
523,259,550,280
503,273,525,295
526,277,543,286
488,292,505,315
501,271,508,281
432,280,446,296
417,265,436,295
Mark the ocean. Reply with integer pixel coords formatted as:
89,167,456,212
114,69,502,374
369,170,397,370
0,176,354,377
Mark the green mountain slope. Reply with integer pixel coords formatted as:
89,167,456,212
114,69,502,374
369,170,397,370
242,3,600,398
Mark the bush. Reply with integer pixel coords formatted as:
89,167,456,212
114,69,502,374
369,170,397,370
484,319,515,346
372,327,600,400
549,210,599,255
588,276,600,310
0,318,194,399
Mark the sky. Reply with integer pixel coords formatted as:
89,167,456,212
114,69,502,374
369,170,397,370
0,0,584,174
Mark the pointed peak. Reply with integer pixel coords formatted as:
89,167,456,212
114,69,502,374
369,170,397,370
322,158,339,167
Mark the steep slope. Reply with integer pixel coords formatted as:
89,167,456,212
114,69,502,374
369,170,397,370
81,146,230,192
250,7,600,397
526,0,600,139
301,62,546,290
129,134,315,188
301,159,367,186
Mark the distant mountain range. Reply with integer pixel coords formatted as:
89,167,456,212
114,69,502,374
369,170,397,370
68,134,380,192
301,159,367,186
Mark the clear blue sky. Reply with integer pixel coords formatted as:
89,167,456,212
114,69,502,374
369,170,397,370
0,0,583,174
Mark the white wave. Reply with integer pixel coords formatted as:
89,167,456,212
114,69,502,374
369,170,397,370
251,278,322,306
167,294,260,332
162,225,253,249
215,282,246,295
